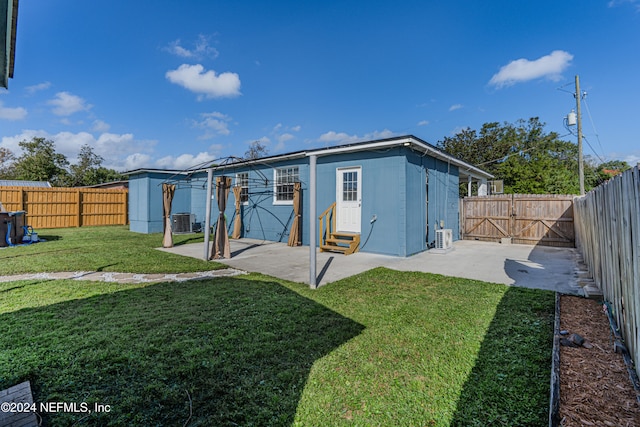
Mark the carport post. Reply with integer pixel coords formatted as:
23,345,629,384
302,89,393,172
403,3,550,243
203,168,213,260
309,154,317,289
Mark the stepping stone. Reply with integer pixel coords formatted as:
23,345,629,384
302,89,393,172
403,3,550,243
0,381,38,427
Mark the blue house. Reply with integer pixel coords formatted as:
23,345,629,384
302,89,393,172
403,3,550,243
125,135,492,257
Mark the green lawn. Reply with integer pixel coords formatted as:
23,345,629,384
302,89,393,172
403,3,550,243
0,225,217,275
0,226,555,426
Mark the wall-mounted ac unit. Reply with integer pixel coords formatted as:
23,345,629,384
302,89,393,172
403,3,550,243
435,229,453,250
172,213,193,233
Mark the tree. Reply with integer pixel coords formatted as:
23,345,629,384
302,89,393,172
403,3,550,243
438,118,591,195
66,144,123,186
0,147,15,178
12,137,69,186
244,140,269,160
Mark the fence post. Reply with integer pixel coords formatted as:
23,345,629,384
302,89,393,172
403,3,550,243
18,189,24,211
76,190,82,227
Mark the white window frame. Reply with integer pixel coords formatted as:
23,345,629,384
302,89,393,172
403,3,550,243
273,166,299,205
236,172,249,205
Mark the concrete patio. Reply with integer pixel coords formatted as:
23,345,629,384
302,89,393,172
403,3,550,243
159,238,584,295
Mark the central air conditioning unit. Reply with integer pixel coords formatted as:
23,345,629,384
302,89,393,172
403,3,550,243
172,213,194,233
435,229,453,251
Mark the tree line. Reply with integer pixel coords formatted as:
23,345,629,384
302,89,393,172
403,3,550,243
437,117,631,195
1,119,631,193
0,137,124,187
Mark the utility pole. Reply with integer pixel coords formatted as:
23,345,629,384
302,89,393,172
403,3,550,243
575,75,585,195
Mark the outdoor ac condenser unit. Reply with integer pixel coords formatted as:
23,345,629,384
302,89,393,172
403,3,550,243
172,213,193,233
435,229,453,250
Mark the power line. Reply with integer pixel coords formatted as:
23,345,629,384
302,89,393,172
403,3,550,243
582,96,607,161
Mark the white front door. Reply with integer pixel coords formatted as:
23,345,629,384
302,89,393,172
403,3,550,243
336,167,361,233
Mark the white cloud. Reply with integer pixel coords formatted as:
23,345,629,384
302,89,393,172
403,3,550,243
266,124,301,152
47,91,92,116
608,0,640,11
25,81,51,95
417,120,429,126
449,104,463,112
166,64,241,99
319,131,354,144
318,129,395,145
1,130,156,171
124,153,152,170
489,50,574,88
156,151,217,170
0,102,27,120
278,133,294,143
91,119,111,132
165,35,219,59
193,111,232,139
273,133,295,152
624,154,640,165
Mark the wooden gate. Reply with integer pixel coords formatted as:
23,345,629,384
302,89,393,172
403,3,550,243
461,194,575,247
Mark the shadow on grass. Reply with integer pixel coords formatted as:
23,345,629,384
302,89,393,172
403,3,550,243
450,286,555,426
0,278,364,426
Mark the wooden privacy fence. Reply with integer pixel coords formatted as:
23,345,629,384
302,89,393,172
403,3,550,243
0,186,128,229
460,194,575,247
574,166,640,377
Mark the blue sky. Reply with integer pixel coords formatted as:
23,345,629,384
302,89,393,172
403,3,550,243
1,0,639,171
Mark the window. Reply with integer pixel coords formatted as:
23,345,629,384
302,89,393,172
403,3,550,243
236,172,249,203
342,171,358,201
274,167,299,204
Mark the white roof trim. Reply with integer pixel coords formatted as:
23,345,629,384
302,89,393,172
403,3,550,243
305,136,493,180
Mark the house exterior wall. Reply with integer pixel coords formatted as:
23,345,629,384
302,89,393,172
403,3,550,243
129,171,193,233
127,146,462,257
216,158,310,245
316,149,406,256
426,157,460,243
129,172,164,233
188,175,209,228
405,149,428,256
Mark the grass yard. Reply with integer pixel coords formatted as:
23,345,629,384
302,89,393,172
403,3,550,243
0,227,555,426
0,225,216,275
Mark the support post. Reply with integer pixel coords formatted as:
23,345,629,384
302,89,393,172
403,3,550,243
203,168,213,260
575,75,585,196
478,179,488,196
467,175,472,197
309,155,317,289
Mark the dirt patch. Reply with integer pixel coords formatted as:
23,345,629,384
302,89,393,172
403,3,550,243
559,295,640,426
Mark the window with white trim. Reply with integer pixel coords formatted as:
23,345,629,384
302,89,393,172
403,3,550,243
274,167,298,204
236,172,249,203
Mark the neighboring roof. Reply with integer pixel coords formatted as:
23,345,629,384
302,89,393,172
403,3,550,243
80,180,129,189
1,0,19,89
0,179,51,187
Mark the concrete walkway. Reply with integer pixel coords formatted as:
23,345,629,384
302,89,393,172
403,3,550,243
0,268,246,284
159,238,584,295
